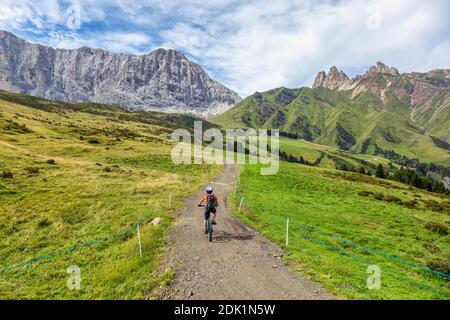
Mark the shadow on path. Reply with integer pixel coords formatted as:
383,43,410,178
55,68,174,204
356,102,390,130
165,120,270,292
212,230,253,243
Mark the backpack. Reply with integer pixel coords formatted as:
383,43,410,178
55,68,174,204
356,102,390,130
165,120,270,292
205,194,216,213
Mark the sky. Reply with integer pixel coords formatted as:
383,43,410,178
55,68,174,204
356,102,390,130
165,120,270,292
0,0,449,97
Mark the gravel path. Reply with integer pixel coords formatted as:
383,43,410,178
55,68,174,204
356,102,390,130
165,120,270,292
159,165,333,300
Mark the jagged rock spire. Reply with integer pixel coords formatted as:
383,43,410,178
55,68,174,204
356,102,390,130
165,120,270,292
366,62,399,76
313,66,349,90
312,62,401,90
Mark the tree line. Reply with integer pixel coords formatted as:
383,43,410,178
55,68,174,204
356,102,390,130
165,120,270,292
280,148,449,195
374,164,449,195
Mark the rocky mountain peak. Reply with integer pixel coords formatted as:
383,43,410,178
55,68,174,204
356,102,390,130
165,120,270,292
0,30,15,38
312,71,326,88
313,62,401,90
150,47,187,60
313,66,349,90
0,30,241,118
311,61,450,129
366,61,399,76
328,66,340,75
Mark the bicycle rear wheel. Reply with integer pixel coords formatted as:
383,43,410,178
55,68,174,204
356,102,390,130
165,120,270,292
207,220,213,242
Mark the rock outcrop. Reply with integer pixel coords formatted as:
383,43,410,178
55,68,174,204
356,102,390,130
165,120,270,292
365,61,399,76
313,66,350,90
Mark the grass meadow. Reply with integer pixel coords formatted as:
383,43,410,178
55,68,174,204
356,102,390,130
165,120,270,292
1,90,449,300
0,98,220,299
231,162,450,299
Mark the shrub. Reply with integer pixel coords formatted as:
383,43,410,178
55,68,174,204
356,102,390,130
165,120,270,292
374,193,384,200
88,138,100,144
60,208,85,225
1,171,13,179
422,199,449,212
37,219,51,228
103,167,112,172
401,200,418,208
423,243,440,254
46,159,56,165
25,167,39,175
426,260,450,274
120,229,134,241
424,221,448,235
358,191,373,197
4,121,32,133
384,195,402,203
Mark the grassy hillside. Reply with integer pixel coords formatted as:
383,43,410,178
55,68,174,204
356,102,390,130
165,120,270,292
1,89,448,300
279,137,392,171
0,92,221,299
231,162,450,300
213,87,450,167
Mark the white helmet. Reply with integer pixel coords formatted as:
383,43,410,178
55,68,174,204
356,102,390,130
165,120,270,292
206,186,213,194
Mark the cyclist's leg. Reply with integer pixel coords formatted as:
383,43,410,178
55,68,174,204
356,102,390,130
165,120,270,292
203,210,210,233
211,206,217,224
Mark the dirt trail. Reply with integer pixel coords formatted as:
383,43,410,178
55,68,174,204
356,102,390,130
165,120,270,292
159,165,333,300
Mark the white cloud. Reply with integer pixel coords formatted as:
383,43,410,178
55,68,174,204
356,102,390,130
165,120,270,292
149,0,450,95
40,31,153,54
1,0,449,96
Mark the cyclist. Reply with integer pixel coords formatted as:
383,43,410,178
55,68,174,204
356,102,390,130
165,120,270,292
198,186,218,233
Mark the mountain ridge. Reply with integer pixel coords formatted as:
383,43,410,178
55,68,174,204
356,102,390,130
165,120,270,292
312,62,450,139
0,30,241,118
213,62,450,168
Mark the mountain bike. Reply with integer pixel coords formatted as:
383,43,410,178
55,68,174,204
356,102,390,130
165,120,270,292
199,204,217,242
205,215,213,242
